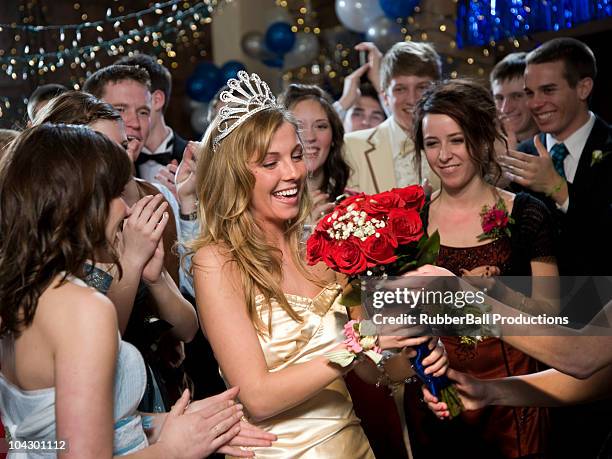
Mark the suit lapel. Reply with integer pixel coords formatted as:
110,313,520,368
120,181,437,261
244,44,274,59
363,119,396,193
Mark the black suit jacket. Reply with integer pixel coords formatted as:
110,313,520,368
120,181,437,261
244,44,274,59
171,130,188,163
135,130,189,176
519,117,612,458
517,116,612,277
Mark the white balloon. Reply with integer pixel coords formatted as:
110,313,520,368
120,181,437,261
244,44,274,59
241,31,274,60
366,16,404,52
335,0,384,33
284,32,320,69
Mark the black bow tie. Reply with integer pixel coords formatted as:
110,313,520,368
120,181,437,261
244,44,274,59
135,151,174,167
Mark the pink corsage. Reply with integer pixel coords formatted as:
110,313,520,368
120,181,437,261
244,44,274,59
477,198,514,242
325,320,383,367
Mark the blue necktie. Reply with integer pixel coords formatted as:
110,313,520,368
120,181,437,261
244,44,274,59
550,143,569,178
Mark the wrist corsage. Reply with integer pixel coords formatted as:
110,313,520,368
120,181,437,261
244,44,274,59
325,320,383,367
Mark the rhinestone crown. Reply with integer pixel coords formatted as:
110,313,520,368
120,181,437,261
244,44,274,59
212,71,280,152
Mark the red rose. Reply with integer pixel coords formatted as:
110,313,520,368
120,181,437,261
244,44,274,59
314,209,336,233
363,229,398,266
324,239,367,275
388,208,424,244
306,231,328,265
363,191,404,216
338,193,366,211
392,185,425,211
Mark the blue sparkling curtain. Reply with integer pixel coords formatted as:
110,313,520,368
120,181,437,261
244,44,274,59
457,0,612,47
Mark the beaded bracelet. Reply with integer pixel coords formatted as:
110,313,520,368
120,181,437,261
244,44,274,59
375,350,419,390
375,350,395,388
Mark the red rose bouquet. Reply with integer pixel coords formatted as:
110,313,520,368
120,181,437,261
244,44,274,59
306,185,438,292
306,185,464,418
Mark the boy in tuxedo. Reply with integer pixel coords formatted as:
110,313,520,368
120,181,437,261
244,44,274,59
502,37,612,277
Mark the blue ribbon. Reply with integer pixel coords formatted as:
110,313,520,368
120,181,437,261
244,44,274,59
409,342,451,398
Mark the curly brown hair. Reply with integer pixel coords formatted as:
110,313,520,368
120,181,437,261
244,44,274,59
412,79,505,184
0,124,131,337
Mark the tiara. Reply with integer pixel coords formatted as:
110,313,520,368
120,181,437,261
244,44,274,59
212,71,279,152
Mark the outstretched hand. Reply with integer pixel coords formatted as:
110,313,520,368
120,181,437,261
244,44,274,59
413,336,449,378
176,141,201,215
422,368,490,419
337,63,370,112
354,42,383,92
155,160,179,199
309,189,335,222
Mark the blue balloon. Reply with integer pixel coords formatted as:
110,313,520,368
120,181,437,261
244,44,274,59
186,76,208,102
262,57,284,68
194,61,220,78
379,0,419,19
221,60,247,81
265,22,296,55
187,62,222,102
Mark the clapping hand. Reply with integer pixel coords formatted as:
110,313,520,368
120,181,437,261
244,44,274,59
142,238,165,284
156,389,244,459
185,386,277,457
177,141,201,215
499,136,567,203
120,194,169,275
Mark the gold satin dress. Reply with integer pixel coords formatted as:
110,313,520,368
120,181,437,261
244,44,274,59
229,283,375,459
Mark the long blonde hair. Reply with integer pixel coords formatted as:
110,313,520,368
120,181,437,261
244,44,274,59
189,107,313,335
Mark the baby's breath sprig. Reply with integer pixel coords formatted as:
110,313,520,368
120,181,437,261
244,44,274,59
325,206,387,242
